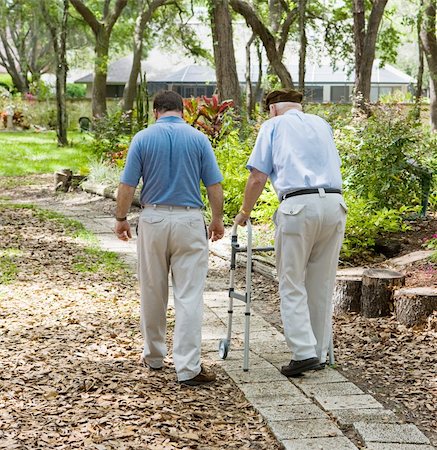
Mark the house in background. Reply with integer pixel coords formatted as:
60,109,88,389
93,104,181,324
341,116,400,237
75,55,414,103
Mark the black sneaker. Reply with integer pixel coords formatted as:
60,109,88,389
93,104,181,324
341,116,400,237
281,357,320,377
179,365,216,386
315,362,326,370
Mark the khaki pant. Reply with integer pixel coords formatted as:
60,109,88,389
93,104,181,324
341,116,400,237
137,205,208,381
274,192,347,363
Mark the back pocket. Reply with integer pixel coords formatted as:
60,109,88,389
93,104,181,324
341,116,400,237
277,203,306,234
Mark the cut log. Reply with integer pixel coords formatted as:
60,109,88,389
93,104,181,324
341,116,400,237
361,268,405,318
333,276,362,316
70,174,86,190
394,287,437,327
54,169,72,192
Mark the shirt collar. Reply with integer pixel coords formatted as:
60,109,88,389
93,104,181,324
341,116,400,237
156,116,185,123
284,109,303,116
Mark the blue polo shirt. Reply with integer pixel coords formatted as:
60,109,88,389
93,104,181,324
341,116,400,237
247,109,342,200
121,116,223,208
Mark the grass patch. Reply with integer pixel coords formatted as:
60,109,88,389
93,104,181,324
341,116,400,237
0,203,92,240
0,131,93,176
0,248,21,284
73,247,125,274
1,202,126,277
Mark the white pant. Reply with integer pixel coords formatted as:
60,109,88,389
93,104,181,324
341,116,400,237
137,205,208,381
274,193,347,363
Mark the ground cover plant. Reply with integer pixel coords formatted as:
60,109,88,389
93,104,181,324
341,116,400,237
0,131,92,176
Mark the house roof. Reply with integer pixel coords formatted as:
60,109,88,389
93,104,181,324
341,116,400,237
74,55,165,84
161,65,216,83
75,57,414,86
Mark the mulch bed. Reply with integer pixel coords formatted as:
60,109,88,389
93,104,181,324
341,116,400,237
1,175,436,447
0,201,281,449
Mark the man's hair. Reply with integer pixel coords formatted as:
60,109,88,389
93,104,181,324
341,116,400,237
153,90,184,113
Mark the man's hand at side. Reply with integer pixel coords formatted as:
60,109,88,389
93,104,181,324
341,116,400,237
209,217,224,241
206,182,224,241
114,183,136,241
115,220,132,241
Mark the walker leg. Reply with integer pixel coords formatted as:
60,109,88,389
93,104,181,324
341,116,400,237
328,337,335,366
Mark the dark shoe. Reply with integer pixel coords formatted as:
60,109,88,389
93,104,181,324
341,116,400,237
281,357,320,377
314,362,326,371
179,365,216,386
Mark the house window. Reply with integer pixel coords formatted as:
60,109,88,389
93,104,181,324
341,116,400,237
331,86,351,103
305,86,323,103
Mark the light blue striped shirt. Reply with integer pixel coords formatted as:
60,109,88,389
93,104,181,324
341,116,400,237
247,109,342,199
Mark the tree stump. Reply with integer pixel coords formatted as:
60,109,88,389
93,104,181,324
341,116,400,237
394,287,437,327
361,268,405,317
333,276,362,316
54,169,72,192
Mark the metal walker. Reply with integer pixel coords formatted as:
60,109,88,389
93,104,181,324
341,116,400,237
218,219,336,371
218,220,274,371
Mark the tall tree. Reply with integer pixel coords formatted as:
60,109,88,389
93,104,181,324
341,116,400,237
230,0,296,88
0,0,53,93
420,0,437,130
298,0,307,92
42,0,69,146
70,0,128,118
209,0,241,108
122,0,170,112
352,0,388,111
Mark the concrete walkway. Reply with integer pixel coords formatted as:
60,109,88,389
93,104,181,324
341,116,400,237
38,193,435,450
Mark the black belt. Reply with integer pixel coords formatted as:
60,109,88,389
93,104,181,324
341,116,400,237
282,188,342,201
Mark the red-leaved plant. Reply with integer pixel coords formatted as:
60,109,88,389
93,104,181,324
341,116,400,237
184,95,234,141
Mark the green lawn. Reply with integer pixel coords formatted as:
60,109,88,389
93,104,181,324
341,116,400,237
0,131,93,176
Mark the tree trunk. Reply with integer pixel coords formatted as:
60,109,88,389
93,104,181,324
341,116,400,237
298,0,307,92
414,1,425,120
420,0,437,130
70,0,128,118
0,33,29,93
230,0,293,88
210,0,241,109
122,0,168,112
56,0,69,146
93,30,110,118
42,0,68,146
361,268,405,318
352,0,388,112
245,34,255,119
394,287,437,327
333,276,362,316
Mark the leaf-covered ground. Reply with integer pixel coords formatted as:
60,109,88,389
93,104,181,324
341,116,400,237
1,175,436,448
0,201,281,450
247,275,437,447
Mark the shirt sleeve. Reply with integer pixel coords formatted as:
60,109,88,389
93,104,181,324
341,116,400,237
246,121,273,176
120,133,142,187
200,135,224,187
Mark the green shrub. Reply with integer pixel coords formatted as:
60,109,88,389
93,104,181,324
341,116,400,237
337,105,434,210
66,83,86,99
341,193,419,258
90,109,133,161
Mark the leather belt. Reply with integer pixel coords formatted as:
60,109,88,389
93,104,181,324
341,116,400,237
282,188,342,201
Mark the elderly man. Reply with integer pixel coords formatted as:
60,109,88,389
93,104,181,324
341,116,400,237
115,90,224,386
235,89,347,376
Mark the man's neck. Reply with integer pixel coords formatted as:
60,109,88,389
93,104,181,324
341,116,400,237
156,111,183,119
